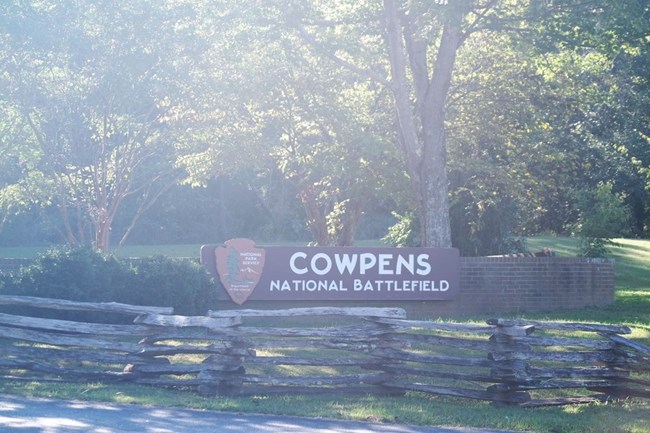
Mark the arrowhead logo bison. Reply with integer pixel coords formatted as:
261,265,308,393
215,238,265,305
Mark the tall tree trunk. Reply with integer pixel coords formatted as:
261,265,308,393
384,0,467,247
299,186,330,246
332,198,365,247
418,4,465,248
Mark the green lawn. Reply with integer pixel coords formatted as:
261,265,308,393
528,236,649,290
0,246,45,258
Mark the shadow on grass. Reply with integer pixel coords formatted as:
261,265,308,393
0,393,453,433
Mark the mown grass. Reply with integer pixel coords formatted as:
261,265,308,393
527,236,649,291
1,236,649,432
0,379,647,433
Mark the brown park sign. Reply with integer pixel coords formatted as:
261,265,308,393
201,238,460,305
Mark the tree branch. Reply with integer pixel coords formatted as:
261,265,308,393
401,6,429,112
383,0,424,197
291,20,391,88
460,0,500,44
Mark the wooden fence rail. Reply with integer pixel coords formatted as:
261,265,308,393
0,295,648,406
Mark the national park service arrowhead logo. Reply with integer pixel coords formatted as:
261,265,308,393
215,238,265,305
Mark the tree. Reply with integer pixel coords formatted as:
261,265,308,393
0,102,42,237
286,0,516,247
570,182,631,257
382,0,462,247
0,12,46,238
383,27,538,254
0,0,206,251
4,0,646,251
177,1,399,246
520,0,650,236
444,29,537,255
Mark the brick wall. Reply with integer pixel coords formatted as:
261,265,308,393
0,256,615,319
209,257,615,319
451,256,614,317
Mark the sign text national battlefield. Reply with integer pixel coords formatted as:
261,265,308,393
201,239,460,304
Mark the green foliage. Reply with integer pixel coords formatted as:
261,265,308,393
449,187,527,257
382,212,420,247
1,0,649,249
124,256,218,316
0,247,218,317
521,0,650,236
384,190,528,255
0,0,203,251
576,237,611,259
3,247,129,302
570,182,631,257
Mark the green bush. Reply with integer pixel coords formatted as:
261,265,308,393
0,247,218,318
382,211,420,247
3,247,130,302
449,189,527,256
123,255,218,316
577,236,612,258
569,182,631,257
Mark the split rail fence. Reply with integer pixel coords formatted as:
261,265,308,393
0,295,648,406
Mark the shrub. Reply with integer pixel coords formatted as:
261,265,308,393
382,211,420,247
569,182,631,257
4,246,130,302
0,247,131,321
449,189,527,256
123,255,218,316
0,247,218,318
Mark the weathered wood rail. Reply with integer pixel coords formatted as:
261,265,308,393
0,295,648,406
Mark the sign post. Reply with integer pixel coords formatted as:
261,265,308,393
202,238,460,305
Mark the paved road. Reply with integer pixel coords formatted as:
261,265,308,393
0,394,525,433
